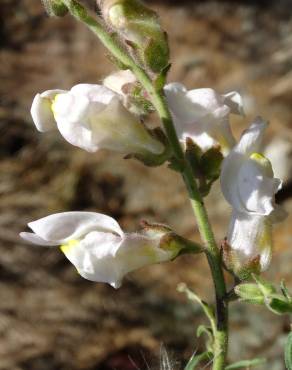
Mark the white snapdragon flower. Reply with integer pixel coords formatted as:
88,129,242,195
220,117,286,270
164,82,243,154
31,84,164,155
20,212,176,288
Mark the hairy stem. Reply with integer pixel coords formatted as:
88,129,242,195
62,1,228,368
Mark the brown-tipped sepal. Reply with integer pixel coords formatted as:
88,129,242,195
222,239,261,280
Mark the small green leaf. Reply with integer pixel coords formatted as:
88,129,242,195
285,332,292,370
185,351,212,370
225,358,266,369
196,325,212,339
177,283,216,335
196,325,214,352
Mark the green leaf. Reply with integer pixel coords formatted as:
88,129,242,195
285,332,292,370
177,283,216,335
185,351,212,370
196,325,212,339
225,358,266,369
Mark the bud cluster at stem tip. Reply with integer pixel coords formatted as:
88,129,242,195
98,0,170,73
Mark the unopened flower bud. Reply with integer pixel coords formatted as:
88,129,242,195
99,0,169,73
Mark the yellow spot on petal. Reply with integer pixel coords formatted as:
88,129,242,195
250,152,273,177
51,94,63,116
60,239,81,275
60,239,79,254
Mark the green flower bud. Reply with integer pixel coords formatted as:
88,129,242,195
99,0,169,73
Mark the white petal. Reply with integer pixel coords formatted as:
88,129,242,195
103,70,137,95
90,97,164,155
228,211,272,271
30,90,67,132
165,83,236,152
220,118,268,209
164,83,201,124
238,159,282,215
28,212,123,244
186,88,225,113
70,84,117,105
52,92,97,152
223,91,244,116
62,231,173,288
31,94,55,132
235,117,267,156
19,232,58,246
52,92,90,122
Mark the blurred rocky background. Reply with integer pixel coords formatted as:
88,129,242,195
0,0,291,369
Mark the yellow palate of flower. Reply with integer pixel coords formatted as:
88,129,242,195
51,94,62,116
60,239,79,254
250,152,273,177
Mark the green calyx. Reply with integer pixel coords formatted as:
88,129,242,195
41,0,68,16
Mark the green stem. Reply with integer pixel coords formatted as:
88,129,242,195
62,2,228,368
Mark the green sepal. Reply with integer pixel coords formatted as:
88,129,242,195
41,0,68,16
185,138,203,177
140,220,203,257
68,0,87,19
225,358,266,369
252,274,276,297
234,283,265,305
52,1,68,16
143,35,170,73
200,146,223,180
265,295,292,315
154,63,171,91
285,331,292,370
221,241,261,280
